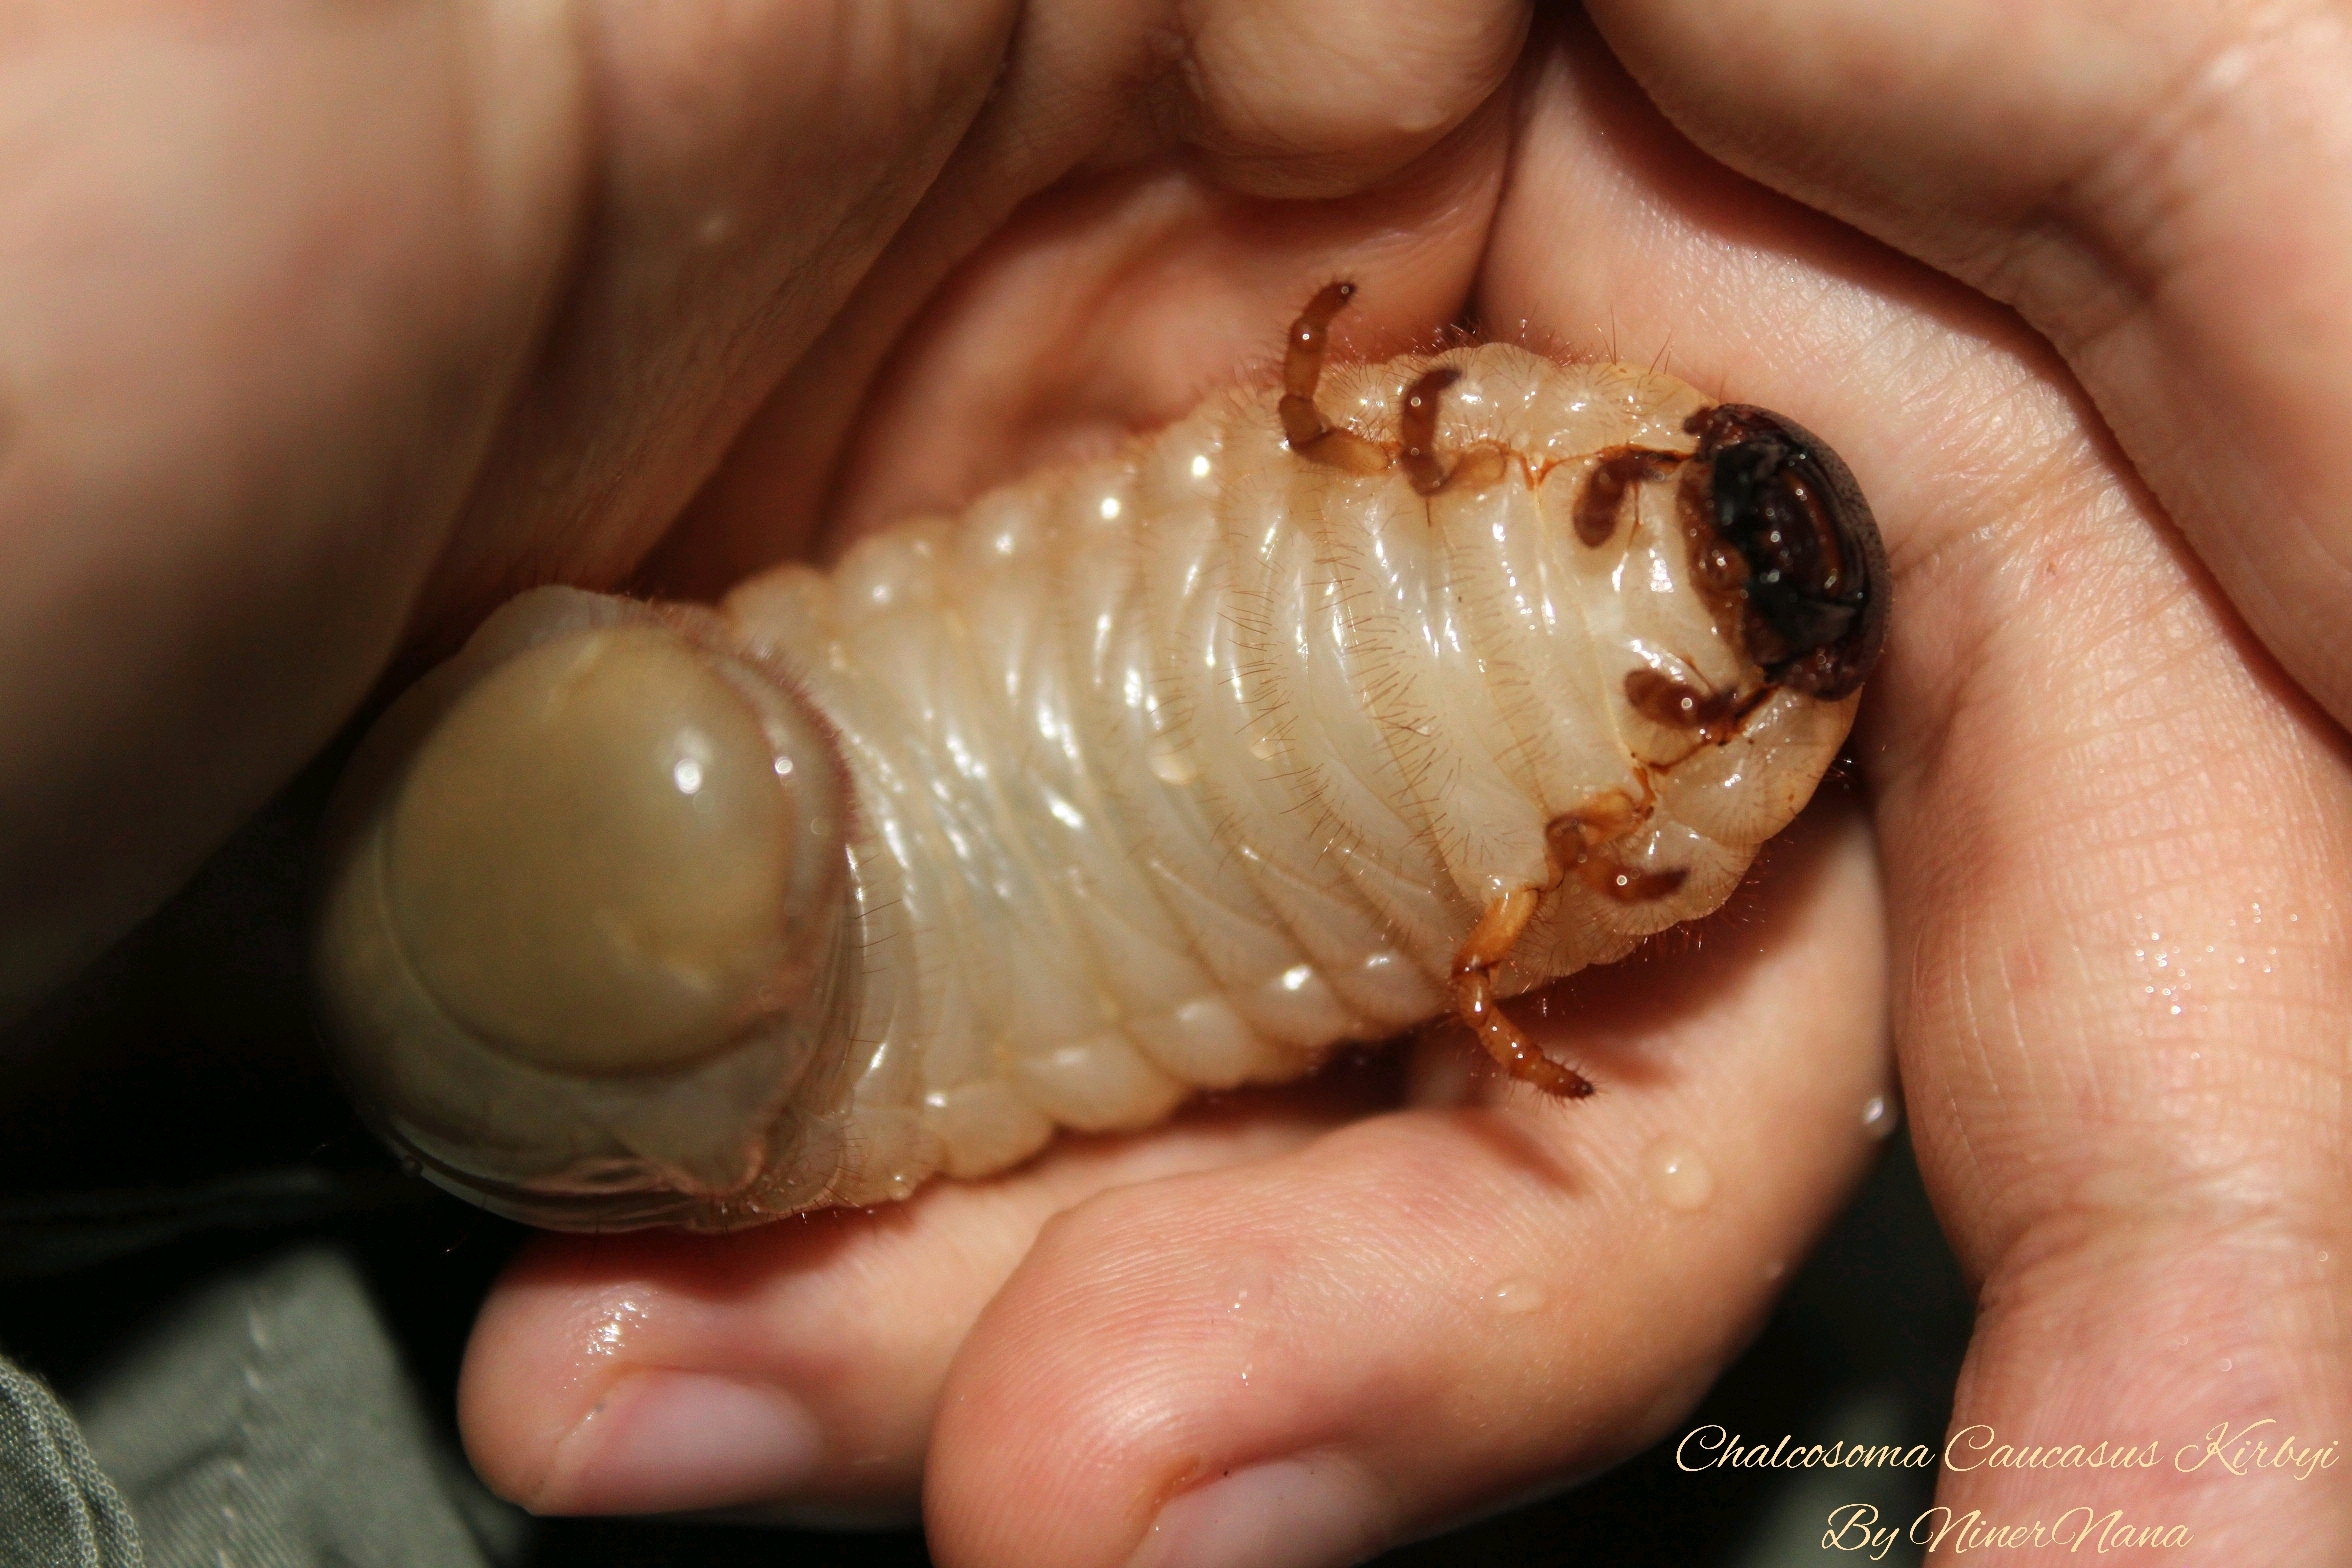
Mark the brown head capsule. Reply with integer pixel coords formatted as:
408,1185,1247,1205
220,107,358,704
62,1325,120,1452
1685,404,1889,699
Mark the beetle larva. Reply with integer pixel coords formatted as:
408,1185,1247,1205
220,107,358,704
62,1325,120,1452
312,284,1886,1231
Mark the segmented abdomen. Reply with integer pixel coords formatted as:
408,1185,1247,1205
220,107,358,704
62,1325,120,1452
722,342,1854,1206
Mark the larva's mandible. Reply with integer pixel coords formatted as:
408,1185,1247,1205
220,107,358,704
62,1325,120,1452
313,284,1888,1231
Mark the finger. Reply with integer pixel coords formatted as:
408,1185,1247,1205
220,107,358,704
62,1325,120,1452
410,0,1022,632
1584,0,2352,735
800,137,1513,551
0,0,1018,1022
458,1078,1390,1521
0,0,579,1020
1493,18,2352,1551
921,799,1889,1568
651,0,1536,594
1160,0,1529,199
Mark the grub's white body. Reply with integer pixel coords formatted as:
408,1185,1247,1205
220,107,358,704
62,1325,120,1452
717,341,1855,1208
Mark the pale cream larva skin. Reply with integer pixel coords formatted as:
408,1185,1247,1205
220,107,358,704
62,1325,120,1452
313,341,1859,1230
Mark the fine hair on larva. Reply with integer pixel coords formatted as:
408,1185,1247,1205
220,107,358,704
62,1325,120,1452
311,283,1888,1231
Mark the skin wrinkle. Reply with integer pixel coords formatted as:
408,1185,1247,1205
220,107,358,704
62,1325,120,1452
1875,450,2181,796
2046,0,2332,308
1928,869,2352,1250
1984,1180,2347,1356
1924,733,2338,1041
2036,2,2352,570
1925,382,2116,535
1005,1181,1471,1522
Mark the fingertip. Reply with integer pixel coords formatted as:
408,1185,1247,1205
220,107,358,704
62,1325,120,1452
1177,0,1531,197
1127,1453,1397,1568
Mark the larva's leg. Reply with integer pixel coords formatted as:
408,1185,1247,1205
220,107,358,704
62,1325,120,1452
1397,367,1511,497
1574,447,1687,545
1450,886,1595,1098
1279,282,1390,476
1623,668,1771,747
1397,367,1459,494
1546,783,1692,906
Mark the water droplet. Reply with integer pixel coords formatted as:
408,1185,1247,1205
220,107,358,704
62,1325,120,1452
2219,1357,2234,1372
1488,1278,1546,1315
1761,1259,1786,1282
1861,1094,1899,1139
1218,1257,1275,1323
1644,1139,1714,1211
585,1297,649,1358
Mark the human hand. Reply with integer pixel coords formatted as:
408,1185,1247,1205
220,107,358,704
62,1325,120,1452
6,1,1887,1548
1569,0,2352,1556
462,3,2352,1560
8,1,2344,1563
